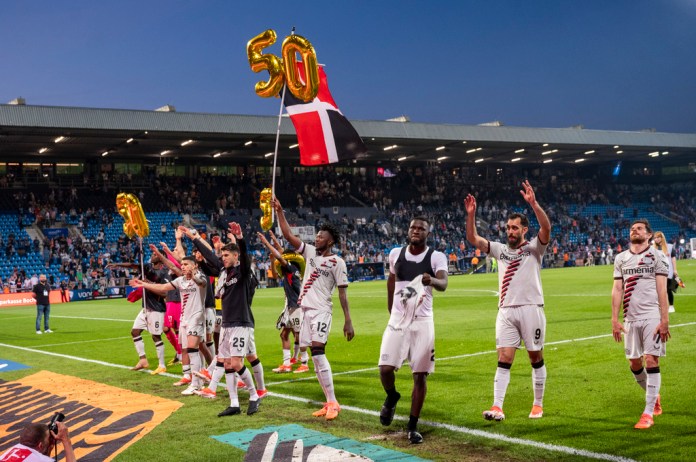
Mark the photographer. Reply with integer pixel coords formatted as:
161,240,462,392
0,421,75,462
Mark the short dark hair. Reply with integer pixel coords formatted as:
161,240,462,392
411,216,430,226
222,243,240,253
182,256,197,264
19,423,49,449
319,223,340,245
508,212,529,228
631,219,652,234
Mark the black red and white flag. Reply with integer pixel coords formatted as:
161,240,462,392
284,65,367,166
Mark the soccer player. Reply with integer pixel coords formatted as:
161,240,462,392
131,256,208,395
257,231,309,374
185,223,263,416
378,216,448,444
112,255,170,375
612,219,671,429
272,197,355,420
465,180,551,421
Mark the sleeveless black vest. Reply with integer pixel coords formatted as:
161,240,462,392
394,246,435,282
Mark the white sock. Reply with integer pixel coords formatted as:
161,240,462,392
239,366,258,400
493,366,511,409
133,336,146,358
293,343,300,359
182,365,191,380
155,341,165,368
312,354,336,403
644,369,661,416
251,361,266,390
189,350,202,387
300,350,309,365
632,367,647,391
282,349,291,366
208,363,225,393
225,370,239,407
532,364,546,407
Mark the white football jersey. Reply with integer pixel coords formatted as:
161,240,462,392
613,246,668,321
171,275,205,325
388,246,448,318
297,243,349,312
489,237,548,308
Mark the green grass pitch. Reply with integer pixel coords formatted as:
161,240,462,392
1,261,695,461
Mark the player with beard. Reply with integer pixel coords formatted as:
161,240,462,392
378,216,448,444
465,180,551,421
612,219,670,429
272,197,355,420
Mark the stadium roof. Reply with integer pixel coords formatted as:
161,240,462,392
1,103,694,167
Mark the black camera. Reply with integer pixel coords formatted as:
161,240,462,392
48,412,65,434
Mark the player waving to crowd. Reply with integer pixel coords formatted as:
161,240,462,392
466,180,551,421
272,196,354,420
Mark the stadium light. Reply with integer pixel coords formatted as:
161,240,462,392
616,150,623,154
398,156,408,161
661,151,669,155
614,145,620,149
543,159,553,164
466,148,477,153
244,140,253,146
462,140,467,144
264,152,274,158
126,138,135,143
474,158,484,163
542,143,549,147
213,153,221,158
511,157,521,162
54,136,65,143
515,149,525,153
384,145,398,151
101,151,109,157
39,147,49,153
436,146,446,151
289,144,299,149
181,139,195,146
160,150,171,156
437,156,448,161
584,150,595,155
649,152,659,157
575,158,585,163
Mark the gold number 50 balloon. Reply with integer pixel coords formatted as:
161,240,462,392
247,29,319,102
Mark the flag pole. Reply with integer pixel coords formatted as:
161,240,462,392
270,26,294,226
139,236,146,309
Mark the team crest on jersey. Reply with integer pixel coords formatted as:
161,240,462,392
639,254,654,266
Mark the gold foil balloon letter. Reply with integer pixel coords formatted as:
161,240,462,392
282,34,319,102
247,29,285,98
259,187,273,231
116,193,150,238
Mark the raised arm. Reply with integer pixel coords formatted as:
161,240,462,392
130,278,175,296
520,180,551,245
258,232,288,268
150,244,182,277
271,197,302,250
464,194,489,252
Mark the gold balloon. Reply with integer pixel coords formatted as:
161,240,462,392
259,187,273,231
247,29,285,98
116,192,150,238
274,251,306,278
282,34,319,102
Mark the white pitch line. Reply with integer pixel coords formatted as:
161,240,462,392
33,336,133,348
268,391,637,462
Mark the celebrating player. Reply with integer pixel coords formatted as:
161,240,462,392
130,256,208,396
258,231,310,374
378,216,448,444
272,197,354,420
612,219,670,429
465,180,551,421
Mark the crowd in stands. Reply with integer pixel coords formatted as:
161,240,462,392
0,165,693,291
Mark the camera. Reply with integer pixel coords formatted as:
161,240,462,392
48,412,65,434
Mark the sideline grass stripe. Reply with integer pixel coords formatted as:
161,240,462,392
34,336,133,348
